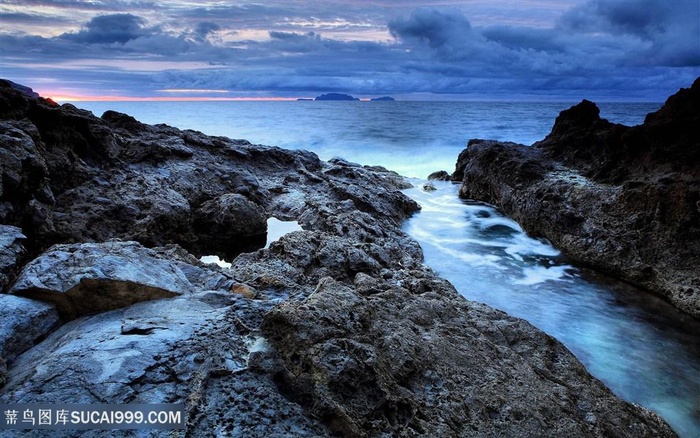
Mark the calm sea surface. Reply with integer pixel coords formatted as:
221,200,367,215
72,100,699,437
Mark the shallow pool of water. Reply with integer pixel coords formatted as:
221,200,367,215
403,180,700,437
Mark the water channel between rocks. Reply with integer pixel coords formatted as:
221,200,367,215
403,180,700,438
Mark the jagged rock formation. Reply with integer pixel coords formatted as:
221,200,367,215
455,77,700,318
0,79,677,437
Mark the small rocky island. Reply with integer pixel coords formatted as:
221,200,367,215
454,77,700,319
314,93,360,101
0,79,677,436
313,93,396,101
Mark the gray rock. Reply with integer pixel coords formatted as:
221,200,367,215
1,292,224,403
0,290,331,437
427,170,452,181
0,225,25,290
198,193,267,236
262,276,674,437
0,294,59,385
4,80,40,99
422,182,437,191
10,241,196,318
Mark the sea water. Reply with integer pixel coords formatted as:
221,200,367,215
72,100,699,436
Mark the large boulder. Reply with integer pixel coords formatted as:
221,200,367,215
456,77,700,318
9,241,215,319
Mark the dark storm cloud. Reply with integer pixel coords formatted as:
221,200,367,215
560,0,700,67
480,26,564,53
194,22,220,38
387,8,514,67
379,3,698,100
186,22,222,43
268,31,326,53
389,7,474,49
397,5,696,71
0,13,211,72
562,0,669,38
61,14,151,44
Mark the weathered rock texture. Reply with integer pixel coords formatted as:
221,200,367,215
9,240,234,319
0,225,25,290
0,294,59,384
456,77,700,318
0,79,677,436
263,276,672,437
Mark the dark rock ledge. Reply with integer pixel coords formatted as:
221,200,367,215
0,79,675,437
455,77,700,319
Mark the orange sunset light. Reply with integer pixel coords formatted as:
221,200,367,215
49,95,300,102
39,89,302,102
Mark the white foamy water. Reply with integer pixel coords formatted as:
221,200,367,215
70,99,699,436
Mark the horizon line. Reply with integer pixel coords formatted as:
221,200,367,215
39,91,665,105
51,95,663,104
49,95,304,103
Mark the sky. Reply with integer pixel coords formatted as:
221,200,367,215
1,0,699,101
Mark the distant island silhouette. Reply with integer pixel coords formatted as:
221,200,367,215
313,93,396,101
314,93,360,101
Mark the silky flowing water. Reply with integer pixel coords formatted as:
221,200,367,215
403,181,700,437
72,99,700,436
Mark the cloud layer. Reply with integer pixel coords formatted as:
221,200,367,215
1,0,698,100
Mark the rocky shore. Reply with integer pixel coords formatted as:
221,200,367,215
455,78,700,319
0,79,676,436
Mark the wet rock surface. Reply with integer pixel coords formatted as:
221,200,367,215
456,78,700,318
0,225,25,291
0,79,677,436
0,294,59,385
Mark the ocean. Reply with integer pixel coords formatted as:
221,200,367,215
71,100,699,437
